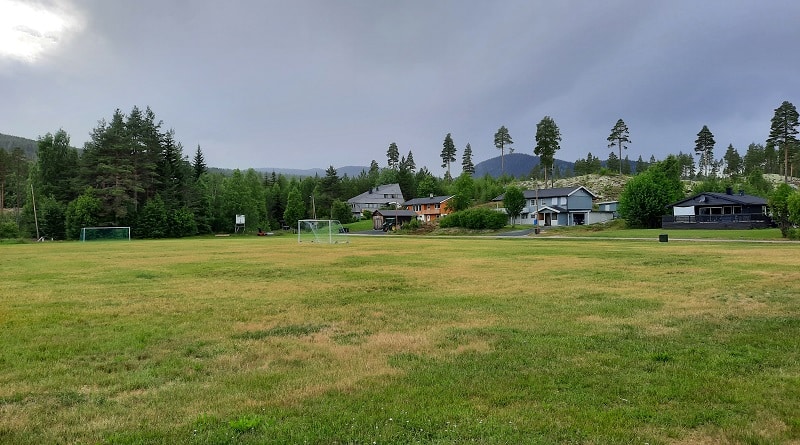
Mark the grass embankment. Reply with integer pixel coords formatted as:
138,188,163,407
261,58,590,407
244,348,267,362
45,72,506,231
1,237,798,443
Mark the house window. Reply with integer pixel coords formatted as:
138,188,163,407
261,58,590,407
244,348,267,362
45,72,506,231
551,197,558,205
435,203,441,209
560,197,567,205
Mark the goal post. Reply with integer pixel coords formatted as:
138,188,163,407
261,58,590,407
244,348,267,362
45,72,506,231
80,226,131,242
297,219,349,244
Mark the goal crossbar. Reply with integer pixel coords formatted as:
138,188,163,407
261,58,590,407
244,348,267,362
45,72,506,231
297,219,349,244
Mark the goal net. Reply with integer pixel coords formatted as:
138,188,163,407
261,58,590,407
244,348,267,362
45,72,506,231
80,226,131,241
297,219,349,244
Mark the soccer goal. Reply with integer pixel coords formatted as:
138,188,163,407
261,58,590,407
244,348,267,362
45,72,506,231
297,219,349,244
80,226,131,241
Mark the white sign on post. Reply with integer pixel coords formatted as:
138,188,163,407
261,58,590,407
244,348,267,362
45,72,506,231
235,214,245,225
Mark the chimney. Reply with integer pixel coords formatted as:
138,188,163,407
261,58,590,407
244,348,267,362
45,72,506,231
725,187,733,195
739,189,745,196
429,193,434,198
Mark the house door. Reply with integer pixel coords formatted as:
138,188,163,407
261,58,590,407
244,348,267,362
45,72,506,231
544,213,552,226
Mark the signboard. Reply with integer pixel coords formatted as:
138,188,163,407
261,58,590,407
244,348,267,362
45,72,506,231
235,214,245,225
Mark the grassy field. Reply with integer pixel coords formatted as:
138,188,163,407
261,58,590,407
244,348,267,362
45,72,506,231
1,236,798,444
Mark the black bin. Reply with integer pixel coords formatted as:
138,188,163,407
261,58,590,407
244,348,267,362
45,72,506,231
659,234,668,243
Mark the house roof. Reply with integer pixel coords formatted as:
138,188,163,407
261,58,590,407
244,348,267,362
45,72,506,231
347,183,404,205
404,195,453,205
536,204,566,213
372,209,419,218
668,192,767,208
493,185,598,201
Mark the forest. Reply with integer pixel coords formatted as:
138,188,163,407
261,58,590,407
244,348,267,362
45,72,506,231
1,101,798,240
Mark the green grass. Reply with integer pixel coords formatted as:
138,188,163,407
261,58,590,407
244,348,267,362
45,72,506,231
1,237,798,443
541,224,785,241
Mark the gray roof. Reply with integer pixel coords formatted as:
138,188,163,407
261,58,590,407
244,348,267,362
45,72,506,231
403,195,453,205
347,183,404,205
373,209,418,218
669,192,767,207
493,185,597,201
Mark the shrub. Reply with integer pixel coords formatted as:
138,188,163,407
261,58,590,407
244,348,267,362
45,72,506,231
0,221,20,239
439,208,507,230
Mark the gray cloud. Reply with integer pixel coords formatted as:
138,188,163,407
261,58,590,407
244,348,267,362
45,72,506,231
1,0,798,173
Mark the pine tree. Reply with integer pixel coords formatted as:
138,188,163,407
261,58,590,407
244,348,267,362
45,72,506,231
767,101,799,182
387,142,400,169
534,116,561,187
607,119,631,174
694,125,716,177
493,126,513,176
440,133,457,177
461,143,475,174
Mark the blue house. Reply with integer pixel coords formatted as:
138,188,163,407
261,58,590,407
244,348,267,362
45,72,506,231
493,186,601,226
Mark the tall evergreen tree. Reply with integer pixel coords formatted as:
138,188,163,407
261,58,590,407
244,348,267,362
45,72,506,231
440,133,457,177
493,126,513,176
622,155,632,175
461,143,475,174
606,151,620,174
607,118,631,174
386,142,400,169
81,109,139,224
694,125,716,177
742,143,766,175
635,155,647,175
767,100,799,182
534,116,561,187
403,150,416,173
722,144,742,177
0,148,7,210
193,145,207,180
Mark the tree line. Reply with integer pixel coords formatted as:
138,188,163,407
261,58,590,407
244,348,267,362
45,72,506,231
1,100,797,239
0,106,515,240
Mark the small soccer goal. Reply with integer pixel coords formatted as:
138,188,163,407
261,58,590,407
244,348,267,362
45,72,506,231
297,219,349,244
80,226,131,241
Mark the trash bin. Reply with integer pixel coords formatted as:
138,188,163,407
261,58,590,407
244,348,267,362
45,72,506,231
659,234,668,243
534,228,540,235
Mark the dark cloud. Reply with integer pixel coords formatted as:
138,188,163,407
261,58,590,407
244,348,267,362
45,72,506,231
1,0,798,172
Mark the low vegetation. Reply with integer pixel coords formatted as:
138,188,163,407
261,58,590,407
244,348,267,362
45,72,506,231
1,236,798,443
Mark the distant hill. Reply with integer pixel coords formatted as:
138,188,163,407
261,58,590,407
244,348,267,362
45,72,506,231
254,165,369,178
0,133,38,159
473,153,574,178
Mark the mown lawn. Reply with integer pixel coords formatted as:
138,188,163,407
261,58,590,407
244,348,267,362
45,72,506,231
0,236,798,444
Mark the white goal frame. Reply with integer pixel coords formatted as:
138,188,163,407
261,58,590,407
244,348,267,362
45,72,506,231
80,226,131,242
297,219,349,244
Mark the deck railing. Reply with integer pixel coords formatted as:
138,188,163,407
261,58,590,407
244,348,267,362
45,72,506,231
661,213,771,224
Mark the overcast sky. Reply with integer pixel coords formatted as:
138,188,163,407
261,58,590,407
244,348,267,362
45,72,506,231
2,0,799,174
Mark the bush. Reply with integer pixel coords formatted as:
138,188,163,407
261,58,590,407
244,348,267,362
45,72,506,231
439,208,507,230
403,219,421,231
0,221,20,239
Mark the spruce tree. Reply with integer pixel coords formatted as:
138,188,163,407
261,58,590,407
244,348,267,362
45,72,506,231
193,145,207,180
462,143,475,174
